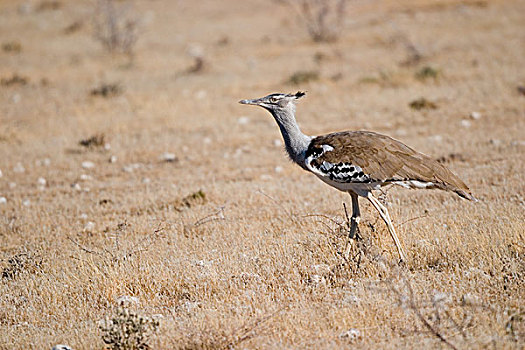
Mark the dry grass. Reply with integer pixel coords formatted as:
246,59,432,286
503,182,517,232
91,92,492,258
1,0,524,348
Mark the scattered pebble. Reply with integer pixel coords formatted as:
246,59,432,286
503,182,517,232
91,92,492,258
11,94,21,104
430,135,443,142
339,328,361,342
104,143,111,150
81,161,95,169
122,163,141,173
109,155,117,163
0,169,2,178
195,90,207,99
142,177,151,184
52,345,73,350
274,166,283,173
36,158,51,166
160,152,177,162
84,221,95,231
461,293,481,306
79,174,92,181
71,183,82,191
309,274,325,285
0,197,6,204
195,259,212,267
79,213,88,220
203,137,212,144
37,177,46,186
115,295,140,305
237,116,250,125
395,128,408,136
460,119,471,128
432,292,449,304
273,139,282,147
469,111,482,120
13,163,25,173
22,199,30,206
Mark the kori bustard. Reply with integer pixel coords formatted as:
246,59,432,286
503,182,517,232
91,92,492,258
239,92,475,262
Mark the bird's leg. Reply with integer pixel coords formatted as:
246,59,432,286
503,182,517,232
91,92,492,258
344,192,361,260
367,192,407,263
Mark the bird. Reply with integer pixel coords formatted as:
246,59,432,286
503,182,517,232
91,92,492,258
239,91,476,263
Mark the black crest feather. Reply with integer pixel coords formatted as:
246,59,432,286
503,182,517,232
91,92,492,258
294,91,306,99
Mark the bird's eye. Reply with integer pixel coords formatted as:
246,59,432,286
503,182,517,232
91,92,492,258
269,97,278,103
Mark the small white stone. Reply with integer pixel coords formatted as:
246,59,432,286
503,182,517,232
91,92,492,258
79,213,88,220
237,116,249,125
71,183,82,191
339,328,361,341
0,169,2,177
432,292,449,304
104,143,111,150
36,158,51,166
395,128,408,136
109,155,117,163
274,166,283,173
203,137,212,144
81,161,95,169
273,139,282,147
430,135,443,142
195,259,212,267
79,174,92,181
195,89,207,99
160,152,177,162
22,199,30,206
52,345,73,350
84,221,95,231
460,119,471,128
309,274,325,285
123,163,141,173
187,44,204,58
11,94,21,104
142,177,151,184
461,293,481,306
115,295,140,305
489,139,502,146
13,163,25,173
0,197,6,204
469,111,482,120
37,177,46,186
311,264,330,275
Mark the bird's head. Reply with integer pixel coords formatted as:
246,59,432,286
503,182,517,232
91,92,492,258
239,92,306,114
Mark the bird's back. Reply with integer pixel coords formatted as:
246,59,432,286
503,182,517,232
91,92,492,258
307,131,475,200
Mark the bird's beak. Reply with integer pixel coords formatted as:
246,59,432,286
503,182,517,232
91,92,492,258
239,98,259,105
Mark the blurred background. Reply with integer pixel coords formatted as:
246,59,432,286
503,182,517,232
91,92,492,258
0,0,524,348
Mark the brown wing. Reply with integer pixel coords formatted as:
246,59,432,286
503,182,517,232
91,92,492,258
309,131,474,200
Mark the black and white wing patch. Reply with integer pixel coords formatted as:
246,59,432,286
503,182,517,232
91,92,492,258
305,144,372,183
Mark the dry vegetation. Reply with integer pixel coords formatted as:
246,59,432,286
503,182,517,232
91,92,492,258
1,0,524,348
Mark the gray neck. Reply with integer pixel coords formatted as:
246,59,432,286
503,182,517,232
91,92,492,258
269,104,312,167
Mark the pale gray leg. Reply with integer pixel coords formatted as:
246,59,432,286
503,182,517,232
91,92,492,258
344,191,361,259
367,192,407,263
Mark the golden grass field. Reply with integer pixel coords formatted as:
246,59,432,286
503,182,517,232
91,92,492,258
1,0,524,348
